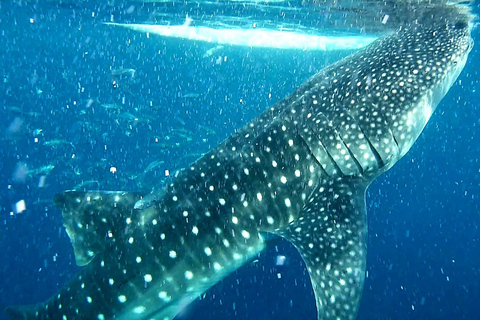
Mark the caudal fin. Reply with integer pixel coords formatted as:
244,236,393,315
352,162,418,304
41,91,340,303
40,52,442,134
53,190,143,266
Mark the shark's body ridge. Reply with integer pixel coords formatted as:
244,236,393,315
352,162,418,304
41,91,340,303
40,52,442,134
6,8,473,320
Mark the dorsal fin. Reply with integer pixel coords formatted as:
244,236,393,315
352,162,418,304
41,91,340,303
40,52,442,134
53,191,143,266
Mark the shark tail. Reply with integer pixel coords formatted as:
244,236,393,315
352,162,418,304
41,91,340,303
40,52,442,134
5,304,38,320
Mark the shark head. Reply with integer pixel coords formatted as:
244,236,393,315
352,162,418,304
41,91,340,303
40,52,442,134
295,12,474,179
380,17,474,158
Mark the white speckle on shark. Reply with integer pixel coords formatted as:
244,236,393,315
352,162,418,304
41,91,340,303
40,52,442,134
133,306,146,314
5,8,474,320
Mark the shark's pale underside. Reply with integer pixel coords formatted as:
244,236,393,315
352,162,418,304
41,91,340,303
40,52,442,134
6,7,474,320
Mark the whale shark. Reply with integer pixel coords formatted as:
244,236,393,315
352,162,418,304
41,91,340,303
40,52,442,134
5,7,474,320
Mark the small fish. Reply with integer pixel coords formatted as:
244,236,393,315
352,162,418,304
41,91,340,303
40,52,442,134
32,199,54,206
27,164,55,177
73,180,100,190
116,112,139,121
111,68,136,78
133,191,164,210
197,124,216,135
32,128,43,136
7,106,41,118
101,103,123,112
6,106,22,113
141,160,165,175
171,128,191,135
151,141,172,148
172,132,193,141
203,45,224,58
181,92,200,99
180,152,206,162
174,115,186,126
43,139,74,148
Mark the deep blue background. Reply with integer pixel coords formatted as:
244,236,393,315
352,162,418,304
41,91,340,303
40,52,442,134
1,2,479,320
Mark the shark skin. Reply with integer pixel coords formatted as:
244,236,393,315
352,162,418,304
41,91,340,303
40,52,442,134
5,9,474,320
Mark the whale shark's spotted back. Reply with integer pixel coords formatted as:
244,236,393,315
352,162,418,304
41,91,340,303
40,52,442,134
5,6,474,320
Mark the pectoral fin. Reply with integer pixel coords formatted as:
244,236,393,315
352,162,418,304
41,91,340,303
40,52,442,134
272,180,368,320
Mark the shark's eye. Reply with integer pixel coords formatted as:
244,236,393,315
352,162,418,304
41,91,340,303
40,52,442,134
454,20,468,30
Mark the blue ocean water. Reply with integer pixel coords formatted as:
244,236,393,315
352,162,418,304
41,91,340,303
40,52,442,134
0,1,479,320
